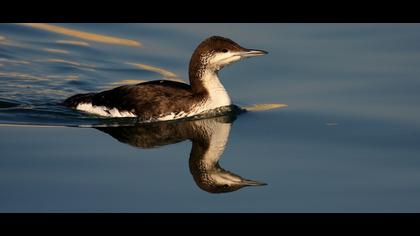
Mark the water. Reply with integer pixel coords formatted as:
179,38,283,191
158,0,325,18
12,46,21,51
1,23,420,212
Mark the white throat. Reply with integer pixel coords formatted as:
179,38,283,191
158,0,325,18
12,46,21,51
201,71,231,109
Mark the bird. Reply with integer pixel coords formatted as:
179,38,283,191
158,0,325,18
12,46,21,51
96,114,266,193
63,35,267,122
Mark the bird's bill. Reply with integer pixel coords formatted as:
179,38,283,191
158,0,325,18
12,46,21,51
239,49,268,58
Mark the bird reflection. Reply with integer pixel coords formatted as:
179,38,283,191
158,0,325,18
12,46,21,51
95,109,266,193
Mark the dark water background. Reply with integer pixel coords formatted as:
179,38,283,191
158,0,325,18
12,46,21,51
1,23,420,212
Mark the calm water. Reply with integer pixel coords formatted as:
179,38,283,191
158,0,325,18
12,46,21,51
1,23,420,212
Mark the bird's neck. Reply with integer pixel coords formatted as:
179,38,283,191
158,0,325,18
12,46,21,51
190,67,231,108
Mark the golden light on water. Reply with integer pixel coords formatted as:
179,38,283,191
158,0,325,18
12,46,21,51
43,48,70,54
0,58,31,65
36,59,95,70
55,40,90,46
243,103,288,111
0,72,46,81
18,23,141,47
0,35,21,47
44,58,82,66
126,62,178,78
45,75,79,81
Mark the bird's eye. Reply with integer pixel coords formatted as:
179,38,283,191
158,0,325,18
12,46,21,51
222,49,228,53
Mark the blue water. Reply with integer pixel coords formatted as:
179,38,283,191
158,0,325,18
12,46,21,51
1,23,420,212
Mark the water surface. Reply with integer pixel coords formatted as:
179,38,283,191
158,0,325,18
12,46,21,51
1,23,420,212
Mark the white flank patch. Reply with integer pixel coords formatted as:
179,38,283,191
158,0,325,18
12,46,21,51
151,111,188,121
76,103,136,117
